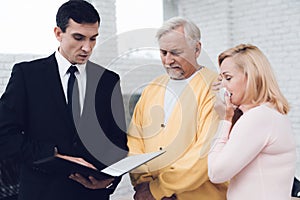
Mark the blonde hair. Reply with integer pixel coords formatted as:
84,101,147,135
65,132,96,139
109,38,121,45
218,44,289,114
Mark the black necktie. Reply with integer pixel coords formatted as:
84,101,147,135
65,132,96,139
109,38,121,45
67,66,80,123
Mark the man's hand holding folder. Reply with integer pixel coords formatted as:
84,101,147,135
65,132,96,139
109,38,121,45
34,149,166,190
56,153,114,189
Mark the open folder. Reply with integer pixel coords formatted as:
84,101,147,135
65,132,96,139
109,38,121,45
33,150,165,180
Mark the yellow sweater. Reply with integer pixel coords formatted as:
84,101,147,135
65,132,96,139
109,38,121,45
128,67,227,200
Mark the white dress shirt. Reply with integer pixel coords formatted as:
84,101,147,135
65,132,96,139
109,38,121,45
55,51,86,114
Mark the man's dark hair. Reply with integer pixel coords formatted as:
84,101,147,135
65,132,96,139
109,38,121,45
56,0,100,32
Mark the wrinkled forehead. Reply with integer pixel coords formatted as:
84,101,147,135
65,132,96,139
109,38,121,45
158,30,192,50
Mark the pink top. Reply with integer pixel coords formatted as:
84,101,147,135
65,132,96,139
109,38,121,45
208,104,296,200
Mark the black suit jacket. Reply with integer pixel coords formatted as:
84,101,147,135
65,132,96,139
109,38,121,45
0,54,128,200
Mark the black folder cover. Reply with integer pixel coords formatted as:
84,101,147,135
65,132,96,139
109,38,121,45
34,156,112,180
33,150,165,180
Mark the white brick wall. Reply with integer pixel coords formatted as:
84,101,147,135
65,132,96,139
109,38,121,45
179,0,300,177
178,0,232,65
90,0,119,66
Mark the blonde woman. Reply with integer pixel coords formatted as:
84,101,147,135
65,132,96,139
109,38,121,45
208,44,296,200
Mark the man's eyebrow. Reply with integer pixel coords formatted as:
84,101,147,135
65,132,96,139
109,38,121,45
71,33,99,38
159,48,181,52
72,33,85,37
91,33,99,38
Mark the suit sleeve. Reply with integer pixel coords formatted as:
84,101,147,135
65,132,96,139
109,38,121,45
0,64,55,163
95,71,128,154
94,71,128,192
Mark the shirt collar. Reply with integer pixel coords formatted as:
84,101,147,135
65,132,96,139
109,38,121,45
55,50,87,76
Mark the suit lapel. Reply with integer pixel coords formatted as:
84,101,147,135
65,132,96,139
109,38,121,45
81,61,105,115
43,54,75,131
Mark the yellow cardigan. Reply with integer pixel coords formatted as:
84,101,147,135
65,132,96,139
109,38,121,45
128,67,227,200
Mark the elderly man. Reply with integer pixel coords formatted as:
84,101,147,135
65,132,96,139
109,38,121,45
127,17,227,200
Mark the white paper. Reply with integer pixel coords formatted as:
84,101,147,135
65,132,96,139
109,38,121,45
101,150,165,177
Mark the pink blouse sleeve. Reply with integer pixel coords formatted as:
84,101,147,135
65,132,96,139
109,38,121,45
208,110,272,183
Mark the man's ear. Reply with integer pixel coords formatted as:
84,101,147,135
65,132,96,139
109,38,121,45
195,42,201,56
54,27,63,42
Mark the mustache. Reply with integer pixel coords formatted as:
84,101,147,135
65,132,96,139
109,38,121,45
164,64,181,69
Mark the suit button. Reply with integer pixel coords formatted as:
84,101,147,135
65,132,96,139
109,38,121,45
161,124,165,128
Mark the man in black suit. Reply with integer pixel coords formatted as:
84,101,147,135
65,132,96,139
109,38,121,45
0,1,128,200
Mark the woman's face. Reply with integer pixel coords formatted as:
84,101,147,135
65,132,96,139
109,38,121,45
219,57,248,106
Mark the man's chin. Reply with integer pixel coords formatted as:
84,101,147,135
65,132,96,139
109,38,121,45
76,59,88,64
167,70,184,79
168,74,185,80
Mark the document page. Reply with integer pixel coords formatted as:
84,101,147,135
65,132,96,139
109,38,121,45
101,150,165,177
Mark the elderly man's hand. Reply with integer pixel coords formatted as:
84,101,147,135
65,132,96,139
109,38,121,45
134,182,177,200
134,182,155,200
